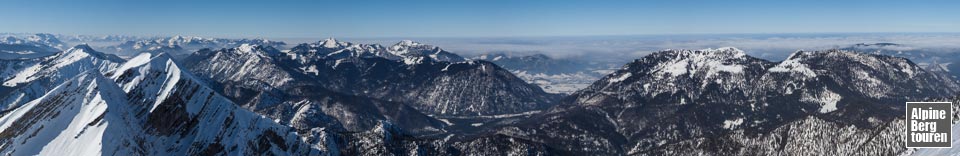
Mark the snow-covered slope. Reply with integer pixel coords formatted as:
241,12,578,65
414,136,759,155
182,44,293,87
104,53,323,155
0,59,40,85
180,45,447,134
387,40,466,62
286,38,465,64
0,44,123,114
3,44,122,87
842,43,960,81
489,47,959,155
240,40,557,117
288,56,558,116
0,71,140,155
0,54,326,155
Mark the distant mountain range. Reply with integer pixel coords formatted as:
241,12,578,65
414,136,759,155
0,33,66,59
102,35,287,58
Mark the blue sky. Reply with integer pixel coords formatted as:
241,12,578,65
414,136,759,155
1,0,958,38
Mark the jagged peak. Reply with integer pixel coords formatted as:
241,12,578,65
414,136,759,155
143,52,176,66
109,52,178,77
65,70,123,95
318,37,349,48
108,52,155,78
63,43,124,62
108,52,208,102
69,43,94,51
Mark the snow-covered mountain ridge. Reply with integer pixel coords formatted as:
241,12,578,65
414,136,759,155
0,53,326,155
452,47,959,155
0,44,124,114
286,38,466,64
102,35,286,57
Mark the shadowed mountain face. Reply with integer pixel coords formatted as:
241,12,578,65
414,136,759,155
174,41,564,154
180,45,448,134
488,48,959,155
182,41,559,118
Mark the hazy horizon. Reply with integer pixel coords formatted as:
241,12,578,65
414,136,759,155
3,0,959,38
9,32,957,62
